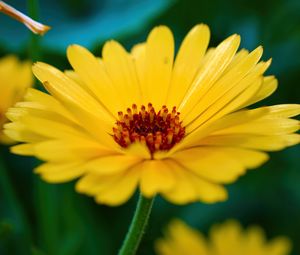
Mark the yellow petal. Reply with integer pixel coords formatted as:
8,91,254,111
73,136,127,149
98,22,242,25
179,34,241,115
5,107,27,122
131,43,147,103
76,173,118,195
0,57,32,110
154,240,174,255
183,46,263,129
23,88,77,123
6,103,77,131
4,122,46,143
215,118,299,136
10,143,35,155
102,40,142,107
32,62,114,130
18,115,85,139
210,220,244,255
162,161,227,204
33,139,115,162
246,59,272,77
123,142,151,159
0,56,19,109
186,172,227,203
15,60,33,92
42,81,117,149
199,134,300,151
206,77,263,121
267,237,292,255
184,60,272,132
219,147,269,169
243,226,266,253
156,219,209,255
166,24,210,107
7,104,76,129
172,108,268,154
64,70,86,87
188,107,268,136
186,76,263,134
243,76,278,107
144,26,174,108
0,133,15,145
161,163,197,204
171,147,245,183
264,104,300,118
225,49,249,70
86,155,142,175
67,44,125,116
94,166,141,206
35,162,85,183
140,160,176,197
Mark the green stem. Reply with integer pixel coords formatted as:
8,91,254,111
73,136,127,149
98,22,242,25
27,1,59,253
118,194,155,255
27,0,40,62
0,152,31,254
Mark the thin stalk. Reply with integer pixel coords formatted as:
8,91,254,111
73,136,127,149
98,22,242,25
118,194,155,255
0,152,31,254
27,1,59,254
27,0,40,62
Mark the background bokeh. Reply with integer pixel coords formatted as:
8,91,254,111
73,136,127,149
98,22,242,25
0,0,299,254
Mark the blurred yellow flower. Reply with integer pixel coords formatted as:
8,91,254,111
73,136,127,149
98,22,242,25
4,24,300,205
0,56,32,144
155,219,292,255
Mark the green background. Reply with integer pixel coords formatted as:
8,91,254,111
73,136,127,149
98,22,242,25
0,0,299,254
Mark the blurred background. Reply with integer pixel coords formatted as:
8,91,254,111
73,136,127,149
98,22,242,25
0,0,299,254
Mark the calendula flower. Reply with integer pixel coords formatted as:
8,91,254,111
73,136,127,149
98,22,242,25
155,219,292,255
4,24,300,206
0,55,32,144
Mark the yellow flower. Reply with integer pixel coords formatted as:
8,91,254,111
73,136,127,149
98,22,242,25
155,219,292,255
4,24,300,206
0,55,32,144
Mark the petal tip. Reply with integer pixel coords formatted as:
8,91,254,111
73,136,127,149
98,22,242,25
148,25,173,40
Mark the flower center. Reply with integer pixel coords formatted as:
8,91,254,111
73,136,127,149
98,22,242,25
113,103,185,154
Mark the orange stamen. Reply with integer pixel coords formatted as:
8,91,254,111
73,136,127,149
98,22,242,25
113,104,185,154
